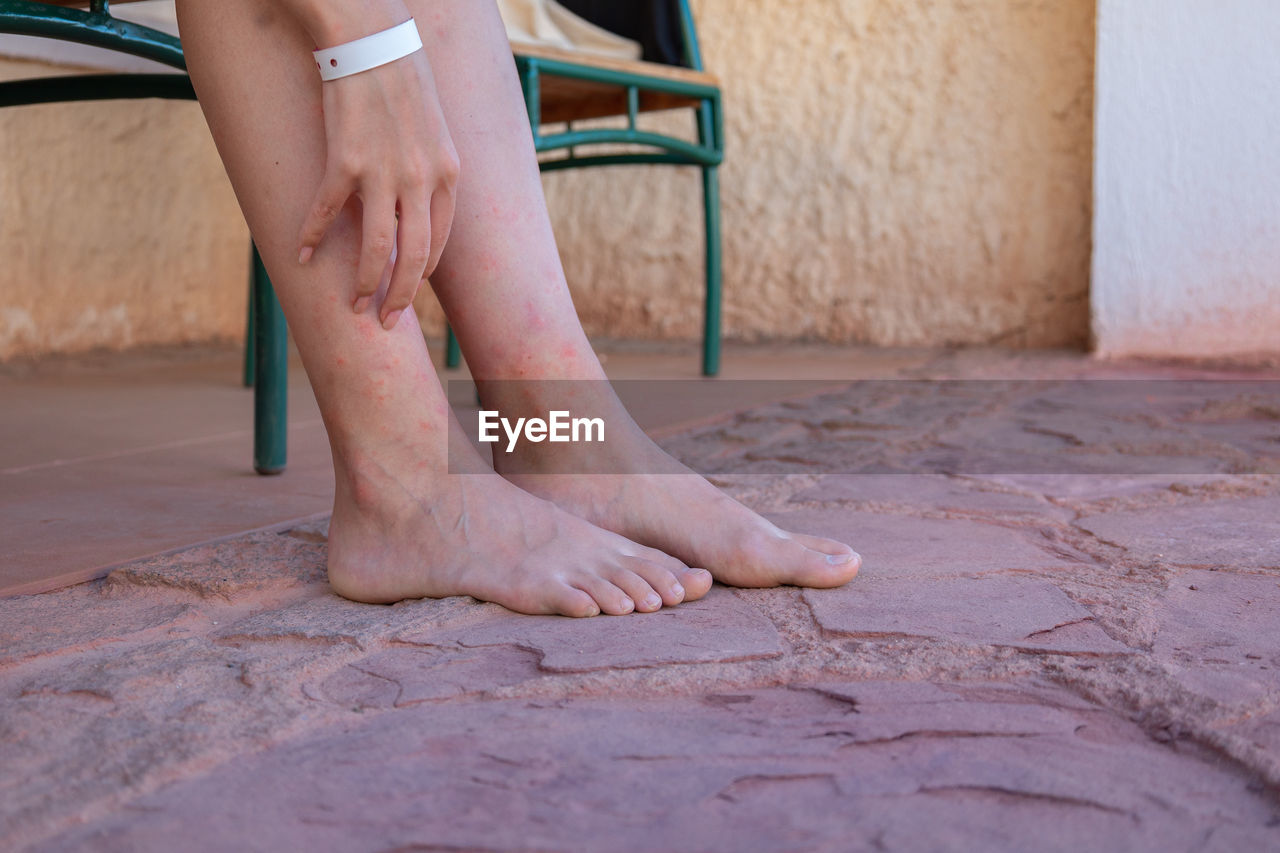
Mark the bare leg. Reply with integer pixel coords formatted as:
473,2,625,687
420,1,861,588
175,0,708,614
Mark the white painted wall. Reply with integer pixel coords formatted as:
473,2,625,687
1093,0,1280,358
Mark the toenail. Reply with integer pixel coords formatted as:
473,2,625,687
670,583,684,598
691,568,711,578
620,597,634,613
827,551,860,565
645,593,662,609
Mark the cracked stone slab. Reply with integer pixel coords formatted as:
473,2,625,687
396,587,783,673
0,585,194,665
789,473,1069,518
934,383,1278,476
972,473,1237,501
800,680,1084,741
318,644,543,708
900,441,1234,478
36,686,1278,853
1222,709,1280,764
1,637,308,847
1152,570,1280,707
214,593,475,649
806,576,1130,653
768,508,1084,578
106,528,327,601
1077,497,1280,568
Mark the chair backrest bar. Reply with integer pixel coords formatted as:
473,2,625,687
675,0,703,71
0,0,184,69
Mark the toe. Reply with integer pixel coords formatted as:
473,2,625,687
621,557,690,608
676,567,713,602
573,574,636,616
719,528,860,589
607,565,666,612
778,534,861,587
628,547,703,605
549,585,602,618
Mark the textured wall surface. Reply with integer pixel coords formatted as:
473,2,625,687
0,58,249,361
1,0,1096,360
1092,0,1280,359
547,0,1096,347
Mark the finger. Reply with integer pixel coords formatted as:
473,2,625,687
424,185,456,278
354,192,397,313
380,195,432,330
297,171,352,264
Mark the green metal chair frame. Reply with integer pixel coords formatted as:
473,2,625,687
0,0,723,477
0,0,289,475
445,0,724,376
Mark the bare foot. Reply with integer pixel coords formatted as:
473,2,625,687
326,428,713,615
491,403,861,589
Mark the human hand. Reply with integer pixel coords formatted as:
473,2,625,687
296,25,459,331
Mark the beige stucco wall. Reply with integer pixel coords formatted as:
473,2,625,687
0,58,249,361
550,0,1096,348
0,0,1096,360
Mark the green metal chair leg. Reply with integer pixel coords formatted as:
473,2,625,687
444,324,462,369
701,164,722,377
251,243,288,475
243,255,257,388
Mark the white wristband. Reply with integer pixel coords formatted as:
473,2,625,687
313,19,422,82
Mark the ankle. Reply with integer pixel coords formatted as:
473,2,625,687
333,448,427,517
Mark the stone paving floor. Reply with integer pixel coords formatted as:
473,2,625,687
3,351,1280,851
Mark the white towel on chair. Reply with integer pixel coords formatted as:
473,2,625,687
0,1,642,71
498,0,643,60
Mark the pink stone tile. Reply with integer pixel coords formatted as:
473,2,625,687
214,593,476,648
769,508,1084,578
789,473,1069,518
1076,497,1280,568
319,644,542,708
802,679,1083,740
1151,570,1280,706
1222,709,1280,759
35,687,1277,852
0,585,195,664
805,576,1128,653
398,587,783,673
974,473,1235,500
106,525,329,602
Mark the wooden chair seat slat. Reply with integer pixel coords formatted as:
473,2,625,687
514,43,717,124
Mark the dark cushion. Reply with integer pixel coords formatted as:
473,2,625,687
555,0,688,67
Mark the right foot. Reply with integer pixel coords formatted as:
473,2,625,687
326,449,712,616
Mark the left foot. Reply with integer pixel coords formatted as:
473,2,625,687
491,405,861,589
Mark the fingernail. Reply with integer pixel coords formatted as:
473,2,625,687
645,593,662,610
670,583,685,599
827,551,860,565
298,247,312,265
352,296,370,314
381,309,403,331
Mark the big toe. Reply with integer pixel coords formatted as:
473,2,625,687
786,533,861,586
731,531,859,589
676,566,715,602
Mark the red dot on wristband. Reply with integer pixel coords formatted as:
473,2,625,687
330,58,338,68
